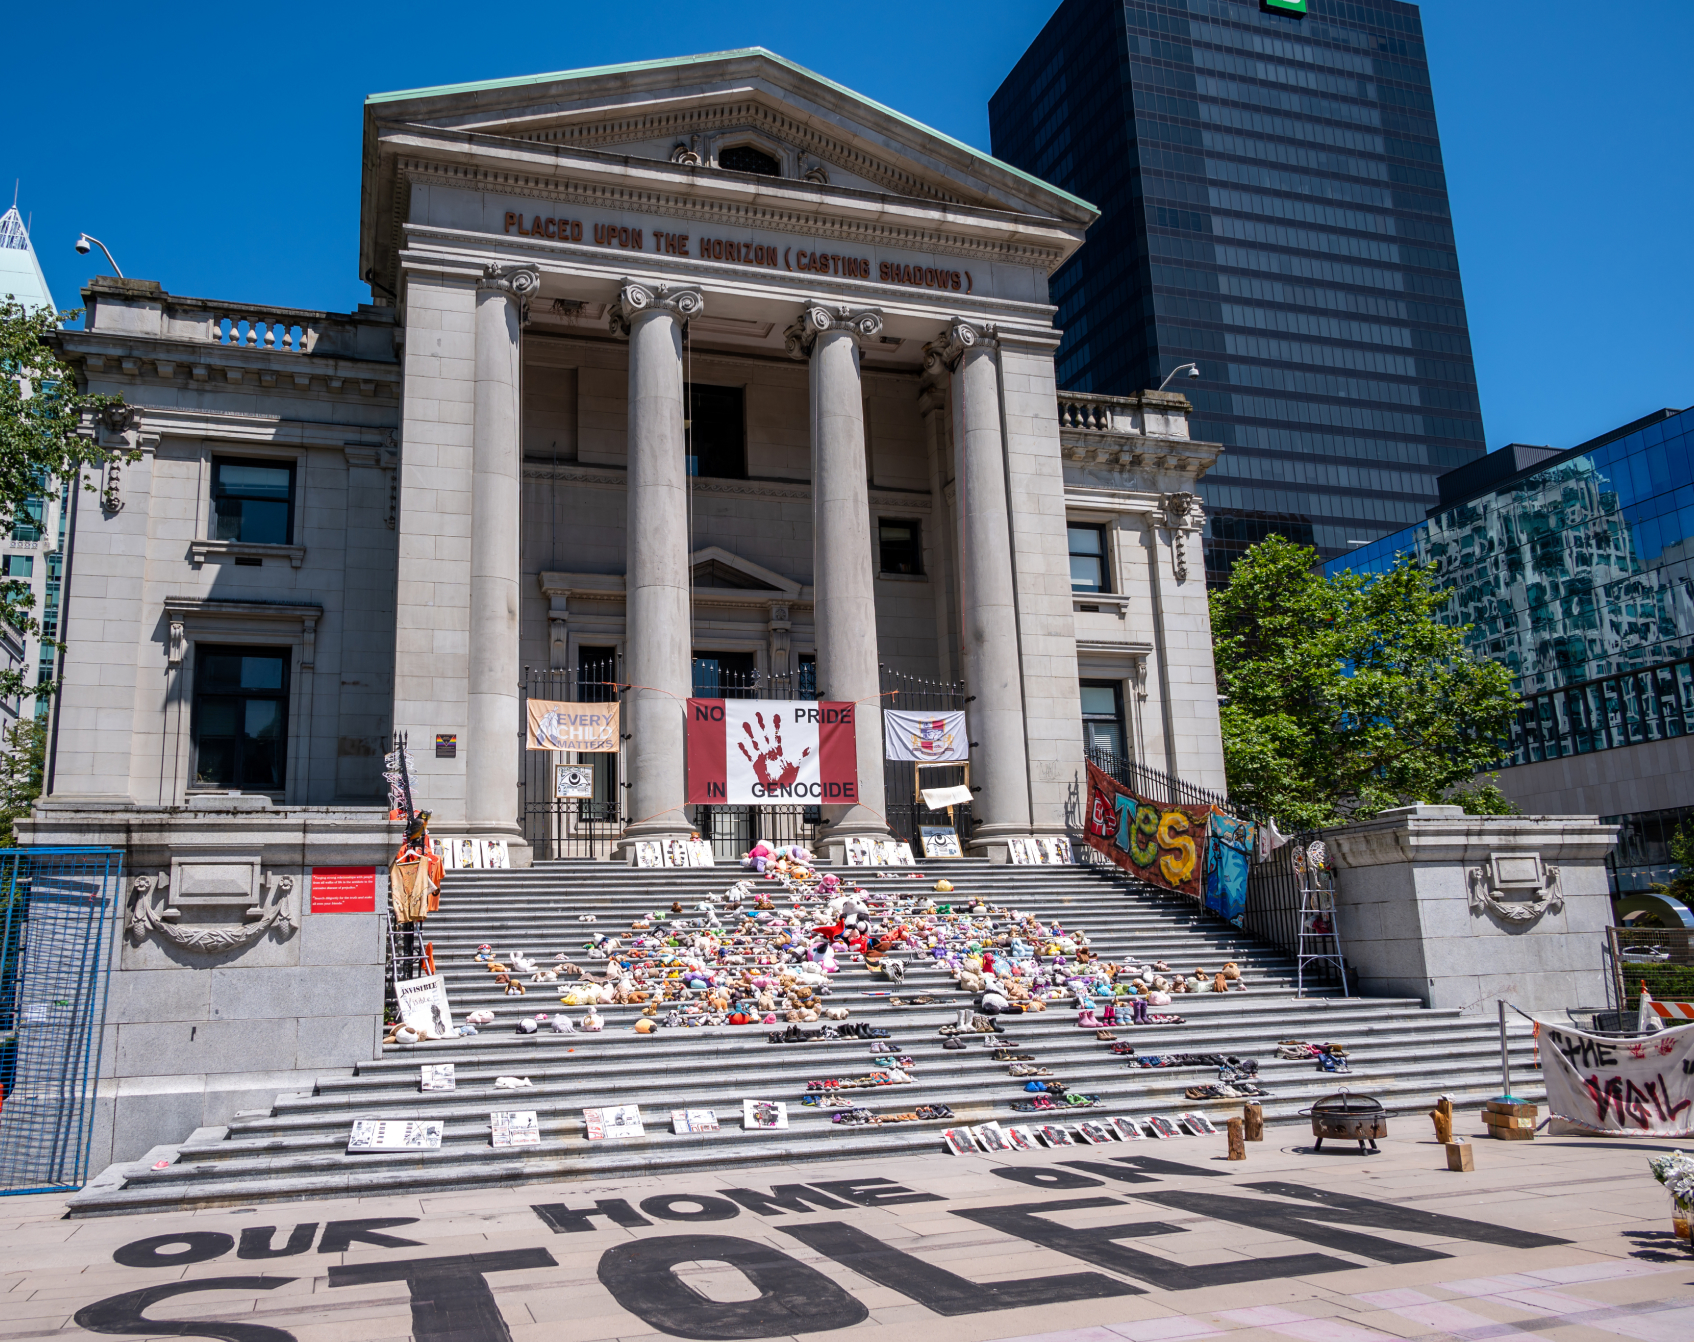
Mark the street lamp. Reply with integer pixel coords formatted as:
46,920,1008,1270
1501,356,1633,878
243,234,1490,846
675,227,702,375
1157,362,1201,391
74,233,124,278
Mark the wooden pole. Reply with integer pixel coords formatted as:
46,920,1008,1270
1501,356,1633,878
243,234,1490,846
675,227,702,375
1227,1117,1246,1160
1244,1101,1264,1142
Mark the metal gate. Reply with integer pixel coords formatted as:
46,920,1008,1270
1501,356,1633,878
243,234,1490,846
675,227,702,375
0,847,122,1195
519,660,624,860
881,666,975,849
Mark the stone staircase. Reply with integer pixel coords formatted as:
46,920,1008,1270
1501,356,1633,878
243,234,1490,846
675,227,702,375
68,861,1543,1215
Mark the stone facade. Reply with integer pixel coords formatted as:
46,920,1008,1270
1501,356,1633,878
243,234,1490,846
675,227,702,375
39,50,1229,861
1326,805,1617,1014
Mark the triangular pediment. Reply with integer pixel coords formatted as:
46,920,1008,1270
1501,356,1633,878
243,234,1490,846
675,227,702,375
364,48,1093,226
687,546,800,595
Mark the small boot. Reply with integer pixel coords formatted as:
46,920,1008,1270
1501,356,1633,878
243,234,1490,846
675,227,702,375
1075,1008,1100,1028
1131,997,1150,1025
1100,1002,1117,1025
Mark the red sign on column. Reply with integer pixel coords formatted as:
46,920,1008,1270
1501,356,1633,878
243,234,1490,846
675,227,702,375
311,866,377,914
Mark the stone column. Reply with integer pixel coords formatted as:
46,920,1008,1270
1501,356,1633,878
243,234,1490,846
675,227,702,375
465,262,537,840
935,320,1032,858
611,279,703,856
786,303,891,856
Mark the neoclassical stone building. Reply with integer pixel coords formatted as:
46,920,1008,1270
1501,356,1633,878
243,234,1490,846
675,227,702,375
37,49,1226,865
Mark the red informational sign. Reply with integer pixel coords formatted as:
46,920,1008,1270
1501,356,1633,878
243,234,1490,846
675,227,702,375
311,866,376,914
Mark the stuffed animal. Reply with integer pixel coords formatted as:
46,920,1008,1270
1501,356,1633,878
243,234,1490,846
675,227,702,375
466,1009,496,1026
583,1008,604,1031
934,879,953,893
1213,971,1229,994
512,952,538,975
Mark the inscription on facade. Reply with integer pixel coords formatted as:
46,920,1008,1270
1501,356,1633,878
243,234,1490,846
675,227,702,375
502,212,972,291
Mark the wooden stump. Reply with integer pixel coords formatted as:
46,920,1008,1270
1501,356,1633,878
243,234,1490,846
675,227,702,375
1227,1117,1246,1160
1445,1142,1474,1172
1431,1109,1453,1144
1244,1102,1264,1142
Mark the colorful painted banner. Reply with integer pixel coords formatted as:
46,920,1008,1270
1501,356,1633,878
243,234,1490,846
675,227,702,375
1083,760,1210,897
526,699,619,751
686,699,860,804
1540,1019,1694,1136
1205,814,1256,925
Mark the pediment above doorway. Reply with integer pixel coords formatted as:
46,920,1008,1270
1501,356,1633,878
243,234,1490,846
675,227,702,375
688,546,801,595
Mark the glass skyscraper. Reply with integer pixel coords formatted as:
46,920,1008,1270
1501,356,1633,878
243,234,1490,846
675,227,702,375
990,0,1487,582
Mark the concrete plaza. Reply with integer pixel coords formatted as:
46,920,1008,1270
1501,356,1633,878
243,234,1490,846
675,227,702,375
2,1117,1690,1342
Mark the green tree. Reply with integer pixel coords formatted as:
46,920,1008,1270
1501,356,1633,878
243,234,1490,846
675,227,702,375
1210,534,1520,828
1649,820,1694,909
0,716,46,847
0,299,128,702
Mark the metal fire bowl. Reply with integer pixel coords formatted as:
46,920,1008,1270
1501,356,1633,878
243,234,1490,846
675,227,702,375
1311,1113,1387,1142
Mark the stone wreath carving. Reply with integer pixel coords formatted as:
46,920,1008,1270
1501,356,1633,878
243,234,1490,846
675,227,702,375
128,871,296,952
1466,861,1564,924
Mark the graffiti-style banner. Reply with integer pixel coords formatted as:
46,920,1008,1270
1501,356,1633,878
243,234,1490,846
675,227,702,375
1541,1020,1694,1136
1083,760,1210,898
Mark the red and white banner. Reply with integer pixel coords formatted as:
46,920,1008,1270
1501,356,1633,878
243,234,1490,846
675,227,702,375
687,699,859,804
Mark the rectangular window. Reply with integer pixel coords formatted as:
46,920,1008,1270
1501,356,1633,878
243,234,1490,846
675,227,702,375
212,458,296,545
192,646,290,791
1080,680,1127,761
692,650,758,699
798,654,817,701
2,555,33,578
879,519,923,575
11,499,43,543
1069,524,1110,592
684,384,747,480
576,646,618,815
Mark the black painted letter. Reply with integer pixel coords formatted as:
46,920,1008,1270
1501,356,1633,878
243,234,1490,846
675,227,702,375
75,1276,297,1342
329,1248,556,1342
531,1198,653,1233
238,1225,317,1259
112,1233,235,1268
317,1218,422,1253
597,1234,867,1340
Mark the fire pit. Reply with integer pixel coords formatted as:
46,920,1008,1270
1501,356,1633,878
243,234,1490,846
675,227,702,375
1300,1089,1385,1154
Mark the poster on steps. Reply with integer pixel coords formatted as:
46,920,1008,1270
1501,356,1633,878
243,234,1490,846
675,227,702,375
490,1110,541,1146
583,1104,645,1140
742,1099,788,1130
348,1119,443,1152
420,1063,456,1091
395,973,454,1038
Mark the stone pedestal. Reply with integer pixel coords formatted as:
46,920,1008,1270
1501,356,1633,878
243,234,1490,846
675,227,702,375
17,800,402,1173
611,280,703,858
939,321,1032,861
788,303,890,860
1325,805,1618,1013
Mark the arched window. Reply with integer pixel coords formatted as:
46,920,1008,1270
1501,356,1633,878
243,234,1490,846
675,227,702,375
719,144,781,177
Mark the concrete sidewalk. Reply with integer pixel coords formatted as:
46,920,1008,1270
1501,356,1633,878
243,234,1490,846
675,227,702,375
2,1119,1690,1342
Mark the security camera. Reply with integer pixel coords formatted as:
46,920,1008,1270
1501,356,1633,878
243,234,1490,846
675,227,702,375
1186,365,1200,379
75,235,92,255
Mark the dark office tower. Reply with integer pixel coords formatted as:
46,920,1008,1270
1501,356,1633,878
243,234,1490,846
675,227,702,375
991,0,1486,581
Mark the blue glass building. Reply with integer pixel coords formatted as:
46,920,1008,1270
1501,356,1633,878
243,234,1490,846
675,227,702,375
1331,406,1694,906
990,0,1486,583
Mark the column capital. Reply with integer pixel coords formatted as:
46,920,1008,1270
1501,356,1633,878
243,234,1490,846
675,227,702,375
928,318,998,372
608,279,704,337
477,261,541,300
783,302,883,359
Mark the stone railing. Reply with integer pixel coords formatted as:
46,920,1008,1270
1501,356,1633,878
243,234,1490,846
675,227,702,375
1057,388,1194,442
81,279,396,362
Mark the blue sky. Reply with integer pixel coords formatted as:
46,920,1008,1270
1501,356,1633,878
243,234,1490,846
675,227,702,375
4,0,1689,453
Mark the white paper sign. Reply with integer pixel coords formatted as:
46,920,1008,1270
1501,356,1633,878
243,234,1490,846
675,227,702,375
555,765,594,799
491,1110,541,1146
420,1064,455,1092
584,1104,645,1140
1541,1019,1694,1136
671,1108,721,1133
921,785,975,809
395,974,454,1037
348,1120,443,1151
742,1099,788,1130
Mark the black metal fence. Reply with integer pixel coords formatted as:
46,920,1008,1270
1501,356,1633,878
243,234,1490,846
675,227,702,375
881,665,974,850
1606,926,1694,1011
1085,747,1237,812
0,848,122,1195
519,661,624,860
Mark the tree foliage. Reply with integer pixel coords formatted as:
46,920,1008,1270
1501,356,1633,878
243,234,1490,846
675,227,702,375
0,716,45,847
0,299,127,702
1210,534,1520,828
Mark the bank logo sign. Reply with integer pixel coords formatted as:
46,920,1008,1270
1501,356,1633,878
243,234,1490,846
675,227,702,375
1264,0,1308,13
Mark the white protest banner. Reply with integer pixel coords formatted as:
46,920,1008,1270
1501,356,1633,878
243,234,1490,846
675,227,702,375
1540,1019,1694,1136
885,709,968,762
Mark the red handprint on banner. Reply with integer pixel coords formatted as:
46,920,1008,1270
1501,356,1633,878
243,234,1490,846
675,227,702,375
738,711,810,790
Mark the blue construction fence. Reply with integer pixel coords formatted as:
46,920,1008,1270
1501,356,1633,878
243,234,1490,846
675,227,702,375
0,848,122,1195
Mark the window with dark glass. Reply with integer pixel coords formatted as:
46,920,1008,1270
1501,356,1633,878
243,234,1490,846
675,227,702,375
879,519,923,575
192,646,290,791
576,645,618,815
3,555,32,578
212,459,295,545
684,384,746,480
11,499,43,542
798,654,817,700
1080,680,1126,761
1069,524,1109,593
719,144,780,177
693,650,758,698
